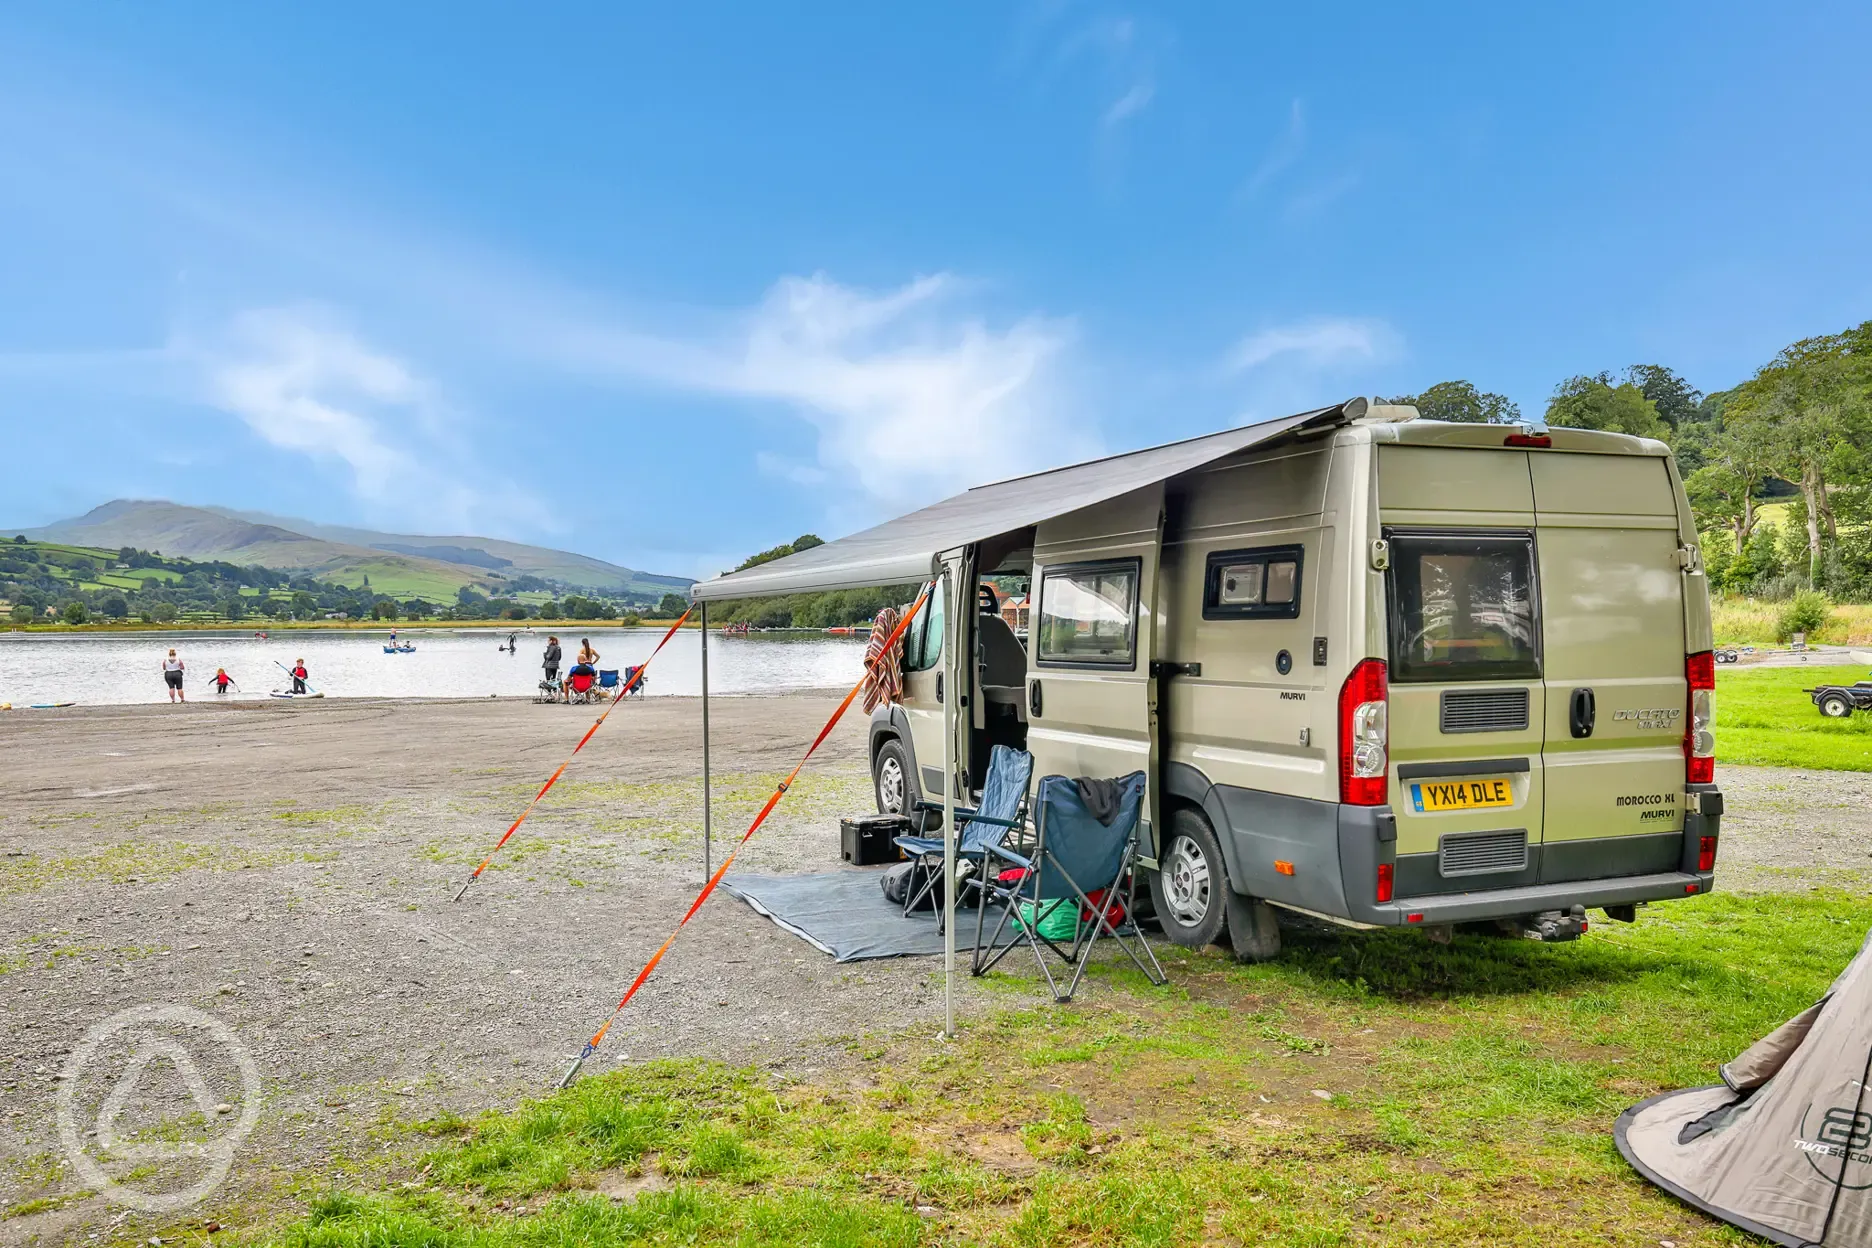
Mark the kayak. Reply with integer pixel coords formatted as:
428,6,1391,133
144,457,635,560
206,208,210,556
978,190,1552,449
270,690,325,699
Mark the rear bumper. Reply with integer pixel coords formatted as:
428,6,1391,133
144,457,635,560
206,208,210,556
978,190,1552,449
1357,869,1715,926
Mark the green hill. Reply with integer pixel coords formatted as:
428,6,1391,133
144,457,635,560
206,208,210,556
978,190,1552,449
12,500,691,601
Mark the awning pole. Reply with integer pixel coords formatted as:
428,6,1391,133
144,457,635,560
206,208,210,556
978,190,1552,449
700,600,711,880
940,563,957,1040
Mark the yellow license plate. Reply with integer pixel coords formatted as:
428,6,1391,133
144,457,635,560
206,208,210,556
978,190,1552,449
1410,776,1514,813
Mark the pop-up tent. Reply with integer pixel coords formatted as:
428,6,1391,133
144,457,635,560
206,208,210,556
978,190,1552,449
1617,929,1872,1246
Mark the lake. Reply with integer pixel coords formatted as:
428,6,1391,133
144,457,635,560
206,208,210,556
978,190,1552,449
0,628,867,706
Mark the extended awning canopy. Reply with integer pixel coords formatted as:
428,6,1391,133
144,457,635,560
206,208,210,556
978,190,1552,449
693,400,1362,601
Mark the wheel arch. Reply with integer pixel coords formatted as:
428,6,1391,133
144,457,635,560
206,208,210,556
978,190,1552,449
1162,761,1247,893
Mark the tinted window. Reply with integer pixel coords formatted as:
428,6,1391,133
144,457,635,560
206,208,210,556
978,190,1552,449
1203,545,1303,620
1036,560,1138,667
1387,532,1540,682
903,578,945,673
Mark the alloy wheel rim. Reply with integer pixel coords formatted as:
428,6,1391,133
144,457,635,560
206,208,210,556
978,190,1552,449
879,757,905,812
1165,835,1210,927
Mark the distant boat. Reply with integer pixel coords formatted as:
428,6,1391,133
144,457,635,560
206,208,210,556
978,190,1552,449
383,644,416,654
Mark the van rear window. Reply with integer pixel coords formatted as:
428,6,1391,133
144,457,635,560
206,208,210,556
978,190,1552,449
1386,532,1540,682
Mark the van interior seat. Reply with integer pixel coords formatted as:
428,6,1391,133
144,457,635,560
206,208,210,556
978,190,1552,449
977,612,1028,717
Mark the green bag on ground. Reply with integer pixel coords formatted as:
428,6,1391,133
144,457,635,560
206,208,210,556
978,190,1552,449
1019,898,1080,942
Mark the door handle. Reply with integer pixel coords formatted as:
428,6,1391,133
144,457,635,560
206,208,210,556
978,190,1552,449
1028,679,1042,719
935,672,943,703
1569,687,1596,739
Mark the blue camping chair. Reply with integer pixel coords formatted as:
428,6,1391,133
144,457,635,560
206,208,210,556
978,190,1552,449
597,669,620,692
971,771,1166,1002
894,744,1033,918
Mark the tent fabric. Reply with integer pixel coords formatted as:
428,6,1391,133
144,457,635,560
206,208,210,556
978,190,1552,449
1616,929,1872,1246
690,403,1355,601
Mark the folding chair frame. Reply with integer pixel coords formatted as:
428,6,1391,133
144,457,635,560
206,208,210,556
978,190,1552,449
969,785,1166,1002
902,801,1025,919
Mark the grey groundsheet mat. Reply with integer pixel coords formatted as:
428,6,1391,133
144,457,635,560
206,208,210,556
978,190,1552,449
721,870,1018,962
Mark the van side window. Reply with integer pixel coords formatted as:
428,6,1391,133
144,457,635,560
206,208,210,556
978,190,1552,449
1202,545,1303,620
1386,530,1541,682
903,578,945,673
1035,559,1139,668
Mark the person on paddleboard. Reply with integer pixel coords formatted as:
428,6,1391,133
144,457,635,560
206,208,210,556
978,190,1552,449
162,649,185,703
213,667,233,694
507,631,517,652
291,659,309,694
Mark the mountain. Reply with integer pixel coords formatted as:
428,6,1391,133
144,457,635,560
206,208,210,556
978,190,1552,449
13,500,691,600
200,506,690,594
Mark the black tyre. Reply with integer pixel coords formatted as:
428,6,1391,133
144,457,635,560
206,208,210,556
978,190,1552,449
1150,807,1228,949
873,737,938,831
1820,693,1854,719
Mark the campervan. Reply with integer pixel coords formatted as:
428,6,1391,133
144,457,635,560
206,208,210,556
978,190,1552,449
697,399,1723,958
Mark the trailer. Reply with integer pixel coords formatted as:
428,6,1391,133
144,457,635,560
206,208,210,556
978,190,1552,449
1805,680,1872,718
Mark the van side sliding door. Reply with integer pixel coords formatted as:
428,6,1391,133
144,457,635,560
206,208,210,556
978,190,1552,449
1025,485,1165,850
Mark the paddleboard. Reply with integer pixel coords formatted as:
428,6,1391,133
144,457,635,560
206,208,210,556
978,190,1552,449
270,690,325,699
29,702,76,709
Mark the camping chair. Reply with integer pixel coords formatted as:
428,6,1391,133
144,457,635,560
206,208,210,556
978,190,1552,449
894,744,1033,919
565,668,599,703
622,664,647,697
535,675,562,704
971,771,1166,1002
597,669,620,695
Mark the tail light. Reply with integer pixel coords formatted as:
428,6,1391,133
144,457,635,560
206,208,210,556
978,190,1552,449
1338,658,1389,805
1376,862,1394,904
1698,835,1717,872
1504,434,1552,448
1685,651,1715,784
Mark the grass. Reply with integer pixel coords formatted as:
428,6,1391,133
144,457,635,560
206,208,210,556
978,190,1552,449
1717,663,1872,771
1711,597,1872,646
238,888,1870,1247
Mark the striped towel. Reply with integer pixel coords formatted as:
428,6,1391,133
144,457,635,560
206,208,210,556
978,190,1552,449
861,606,906,713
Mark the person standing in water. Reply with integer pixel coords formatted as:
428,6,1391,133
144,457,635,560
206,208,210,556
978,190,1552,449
162,649,186,702
507,630,518,652
213,667,234,695
291,659,309,694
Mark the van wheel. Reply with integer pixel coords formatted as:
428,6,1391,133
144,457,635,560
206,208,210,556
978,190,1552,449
876,740,936,830
1820,693,1853,718
1151,808,1228,949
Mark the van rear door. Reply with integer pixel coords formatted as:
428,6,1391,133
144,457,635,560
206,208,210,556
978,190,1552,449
1378,445,1547,897
1531,451,1689,881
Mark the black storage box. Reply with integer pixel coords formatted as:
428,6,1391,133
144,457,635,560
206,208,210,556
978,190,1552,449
841,814,910,865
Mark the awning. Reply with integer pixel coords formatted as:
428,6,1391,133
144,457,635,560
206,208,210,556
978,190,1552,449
693,401,1360,601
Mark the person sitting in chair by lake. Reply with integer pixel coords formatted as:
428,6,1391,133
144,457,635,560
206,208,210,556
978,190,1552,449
563,637,598,703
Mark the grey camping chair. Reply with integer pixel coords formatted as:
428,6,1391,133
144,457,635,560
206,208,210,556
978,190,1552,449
894,744,1033,917
970,770,1166,1002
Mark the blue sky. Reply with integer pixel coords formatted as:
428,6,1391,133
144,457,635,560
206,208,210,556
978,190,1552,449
2,3,1868,579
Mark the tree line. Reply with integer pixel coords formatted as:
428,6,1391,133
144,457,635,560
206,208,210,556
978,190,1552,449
1389,318,1872,601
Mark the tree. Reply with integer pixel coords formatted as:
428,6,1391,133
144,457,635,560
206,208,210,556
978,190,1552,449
372,598,399,620
540,599,562,619
152,601,179,623
1545,373,1668,439
220,596,245,621
736,534,825,572
657,592,689,618
9,603,32,625
101,595,130,619
1624,365,1703,431
1724,320,1872,586
1384,380,1520,424
61,601,87,625
1683,420,1777,554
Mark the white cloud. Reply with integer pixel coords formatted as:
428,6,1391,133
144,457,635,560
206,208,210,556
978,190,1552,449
1104,82,1156,126
1239,99,1306,200
549,273,1091,524
200,306,547,533
1228,316,1398,375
